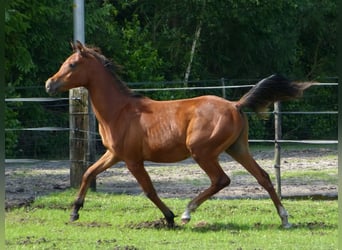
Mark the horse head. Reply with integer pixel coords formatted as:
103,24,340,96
45,41,94,95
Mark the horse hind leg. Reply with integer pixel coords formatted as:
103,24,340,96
226,144,291,228
181,157,231,224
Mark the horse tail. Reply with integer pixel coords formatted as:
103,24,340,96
236,74,313,115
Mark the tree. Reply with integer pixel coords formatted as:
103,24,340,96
5,1,73,157
5,0,337,157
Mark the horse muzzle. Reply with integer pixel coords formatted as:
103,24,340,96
45,78,61,95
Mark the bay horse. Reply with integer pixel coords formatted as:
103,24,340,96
46,41,312,228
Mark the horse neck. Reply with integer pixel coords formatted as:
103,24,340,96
86,72,131,124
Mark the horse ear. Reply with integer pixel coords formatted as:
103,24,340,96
70,41,76,51
75,40,84,52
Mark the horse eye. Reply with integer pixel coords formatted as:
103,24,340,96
69,63,76,69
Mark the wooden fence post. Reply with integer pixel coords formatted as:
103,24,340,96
274,101,282,198
70,0,96,190
69,89,96,190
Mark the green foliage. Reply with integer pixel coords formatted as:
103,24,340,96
5,0,72,158
14,103,69,159
5,82,21,157
5,108,21,157
4,0,337,158
281,85,338,140
119,14,165,82
292,0,337,79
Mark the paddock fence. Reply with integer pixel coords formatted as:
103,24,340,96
5,78,338,158
5,78,338,196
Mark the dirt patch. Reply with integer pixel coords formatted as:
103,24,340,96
127,218,175,230
5,148,338,210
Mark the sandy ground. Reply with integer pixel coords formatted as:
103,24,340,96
5,148,338,210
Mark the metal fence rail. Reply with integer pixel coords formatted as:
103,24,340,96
5,81,338,142
5,80,338,197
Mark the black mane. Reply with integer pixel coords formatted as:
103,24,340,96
83,45,142,98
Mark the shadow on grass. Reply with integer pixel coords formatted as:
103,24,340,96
126,219,270,231
190,221,256,232
190,220,337,232
291,221,337,230
125,219,337,232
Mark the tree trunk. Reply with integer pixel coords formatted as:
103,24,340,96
184,21,202,87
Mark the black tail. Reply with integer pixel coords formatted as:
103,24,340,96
236,74,313,114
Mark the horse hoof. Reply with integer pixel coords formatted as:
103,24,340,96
282,223,292,229
165,219,175,228
181,218,190,225
70,213,79,222
164,210,176,228
166,221,175,228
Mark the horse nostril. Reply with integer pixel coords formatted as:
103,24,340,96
45,79,56,94
45,79,51,89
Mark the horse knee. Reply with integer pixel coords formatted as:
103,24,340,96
81,169,96,184
221,175,231,187
214,175,231,189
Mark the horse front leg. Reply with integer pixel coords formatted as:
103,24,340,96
70,150,119,222
125,161,175,227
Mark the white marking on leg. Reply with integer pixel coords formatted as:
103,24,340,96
279,206,292,228
181,203,198,224
181,209,191,222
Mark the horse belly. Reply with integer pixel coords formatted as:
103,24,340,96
143,127,190,163
146,146,190,163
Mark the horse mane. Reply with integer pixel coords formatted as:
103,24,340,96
81,45,142,98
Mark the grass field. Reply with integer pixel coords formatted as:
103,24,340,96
5,190,337,250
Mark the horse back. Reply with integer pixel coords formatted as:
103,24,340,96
130,95,245,162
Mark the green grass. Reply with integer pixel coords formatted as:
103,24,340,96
5,190,337,250
230,168,338,186
281,169,338,185
249,143,337,152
